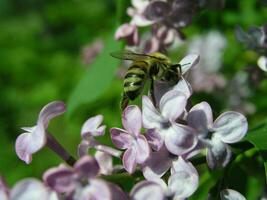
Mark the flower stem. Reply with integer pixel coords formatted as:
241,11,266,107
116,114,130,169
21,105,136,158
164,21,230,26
46,132,76,166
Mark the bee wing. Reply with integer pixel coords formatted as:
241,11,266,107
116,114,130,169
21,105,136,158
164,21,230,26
179,54,200,75
110,50,156,61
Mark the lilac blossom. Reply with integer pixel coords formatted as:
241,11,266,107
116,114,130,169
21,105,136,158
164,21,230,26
43,155,127,200
115,23,139,46
132,157,199,200
142,89,197,155
0,177,9,200
15,101,66,164
82,39,103,65
187,102,248,169
78,115,121,175
110,105,150,173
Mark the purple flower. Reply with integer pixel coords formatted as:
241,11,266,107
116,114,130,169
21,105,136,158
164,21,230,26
44,156,127,200
131,157,199,200
220,189,246,200
187,102,248,169
15,101,66,164
110,105,150,173
142,89,197,155
0,177,9,200
115,23,139,46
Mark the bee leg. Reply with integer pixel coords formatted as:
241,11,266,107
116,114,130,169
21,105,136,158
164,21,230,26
149,78,156,106
120,93,129,110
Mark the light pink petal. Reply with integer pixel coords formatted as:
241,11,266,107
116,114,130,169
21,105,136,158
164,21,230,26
95,151,113,175
122,106,142,137
159,90,187,121
164,124,197,155
122,147,137,174
38,101,66,129
15,127,46,164
220,189,246,200
74,179,111,200
43,164,76,193
172,77,193,99
145,129,164,151
115,23,139,46
135,135,150,164
130,181,164,200
74,156,100,179
142,146,172,180
187,101,213,133
213,111,248,144
110,128,133,149
179,54,200,75
10,179,58,200
142,96,164,129
207,138,232,169
81,115,106,138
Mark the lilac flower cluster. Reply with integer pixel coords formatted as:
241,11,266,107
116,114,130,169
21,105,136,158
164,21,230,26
7,54,249,199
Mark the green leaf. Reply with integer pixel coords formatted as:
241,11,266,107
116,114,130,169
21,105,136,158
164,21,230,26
67,36,119,116
245,121,267,181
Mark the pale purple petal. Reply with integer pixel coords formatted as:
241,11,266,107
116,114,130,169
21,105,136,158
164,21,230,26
95,151,113,175
180,54,200,75
135,135,150,164
130,181,164,200
164,124,197,155
142,96,165,129
15,127,46,164
145,129,164,151
74,156,99,179
122,105,142,137
220,189,246,200
77,140,90,157
168,169,198,199
172,77,193,99
90,139,122,158
0,177,9,200
187,101,213,133
207,138,232,169
142,146,172,180
43,164,76,193
38,101,66,129
110,128,133,149
115,23,139,46
10,179,58,200
213,111,248,144
171,157,198,176
107,182,128,200
122,147,137,174
81,115,106,138
159,90,187,121
73,179,111,200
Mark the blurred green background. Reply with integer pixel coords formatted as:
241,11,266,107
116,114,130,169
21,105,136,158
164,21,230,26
0,0,267,198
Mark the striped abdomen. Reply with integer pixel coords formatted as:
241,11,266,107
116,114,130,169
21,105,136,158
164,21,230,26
123,61,148,100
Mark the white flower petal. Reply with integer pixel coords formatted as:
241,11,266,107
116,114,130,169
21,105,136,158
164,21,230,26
122,106,142,137
135,135,150,164
257,56,267,72
179,54,200,75
164,124,197,155
123,147,137,174
187,101,213,133
213,111,248,144
10,179,58,200
81,115,105,138
95,151,113,175
130,181,164,200
159,90,187,121
172,77,193,99
168,158,199,198
142,96,165,129
220,189,246,200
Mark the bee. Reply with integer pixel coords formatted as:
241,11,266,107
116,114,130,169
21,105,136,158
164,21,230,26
111,50,188,110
